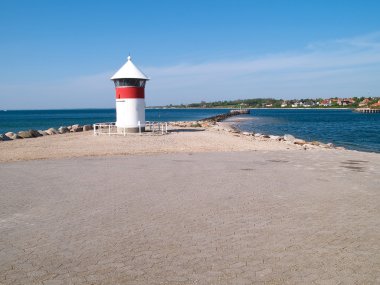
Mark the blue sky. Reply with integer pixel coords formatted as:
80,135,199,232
1,0,380,109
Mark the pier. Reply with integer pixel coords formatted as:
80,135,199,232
354,108,380,113
201,109,250,122
230,109,250,114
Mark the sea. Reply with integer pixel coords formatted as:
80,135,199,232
0,108,379,153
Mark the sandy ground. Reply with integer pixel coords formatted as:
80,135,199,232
0,125,307,163
0,126,380,284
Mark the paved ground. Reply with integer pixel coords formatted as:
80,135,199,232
0,150,379,284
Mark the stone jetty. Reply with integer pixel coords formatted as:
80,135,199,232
200,109,250,123
0,124,94,141
221,125,342,151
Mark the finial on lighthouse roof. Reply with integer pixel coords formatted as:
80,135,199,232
110,55,149,80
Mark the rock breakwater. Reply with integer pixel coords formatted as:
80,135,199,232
223,125,344,151
200,109,251,123
0,124,94,142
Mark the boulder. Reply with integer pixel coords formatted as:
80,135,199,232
67,126,72,131
83,125,93,131
190,122,202,128
58,126,70,134
4,132,20,140
0,134,11,141
29,129,41,137
38,130,48,136
327,143,334,148
261,134,270,139
311,141,320,146
46,128,58,135
269,135,281,140
73,126,83,132
294,139,306,145
242,132,252,136
284,134,296,142
18,130,34,139
303,144,314,150
254,133,262,137
70,124,83,132
70,124,79,131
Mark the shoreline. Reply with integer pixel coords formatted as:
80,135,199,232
0,110,353,163
148,107,353,110
1,110,378,156
2,118,379,163
0,123,297,163
227,122,380,155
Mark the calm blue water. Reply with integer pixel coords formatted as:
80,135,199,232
0,108,379,153
229,109,380,153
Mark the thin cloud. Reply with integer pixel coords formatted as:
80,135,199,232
1,32,380,109
146,33,380,77
143,31,380,104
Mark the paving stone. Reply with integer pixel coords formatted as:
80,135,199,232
0,151,379,284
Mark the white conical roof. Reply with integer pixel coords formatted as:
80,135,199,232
110,56,149,80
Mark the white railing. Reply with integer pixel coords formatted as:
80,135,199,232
93,121,168,136
145,121,168,134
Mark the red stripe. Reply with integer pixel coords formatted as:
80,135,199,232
115,87,145,99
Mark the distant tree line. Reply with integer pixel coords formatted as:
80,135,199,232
162,96,380,109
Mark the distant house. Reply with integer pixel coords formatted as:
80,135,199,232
265,103,273,107
359,98,371,107
337,98,355,106
281,101,288,107
320,99,331,107
371,100,380,108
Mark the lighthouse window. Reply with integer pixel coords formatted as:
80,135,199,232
114,79,146,87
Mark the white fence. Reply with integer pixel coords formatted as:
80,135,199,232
145,121,169,134
93,121,168,136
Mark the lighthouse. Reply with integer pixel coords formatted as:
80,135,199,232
111,56,149,133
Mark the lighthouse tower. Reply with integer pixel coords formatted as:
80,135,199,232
111,56,149,133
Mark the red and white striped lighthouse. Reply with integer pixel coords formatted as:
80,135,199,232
111,56,149,133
